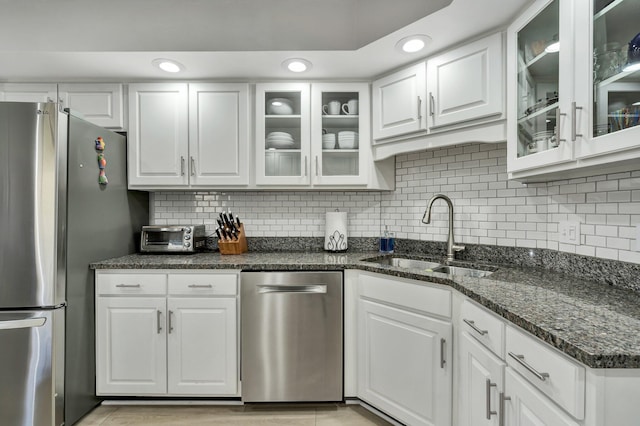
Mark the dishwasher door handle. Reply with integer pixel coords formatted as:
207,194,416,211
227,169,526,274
257,284,327,294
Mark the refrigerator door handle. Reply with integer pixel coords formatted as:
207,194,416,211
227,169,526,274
0,317,46,330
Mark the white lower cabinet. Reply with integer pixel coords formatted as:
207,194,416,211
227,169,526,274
96,296,167,395
167,297,237,395
458,333,505,426
96,270,239,397
504,368,579,426
357,272,452,426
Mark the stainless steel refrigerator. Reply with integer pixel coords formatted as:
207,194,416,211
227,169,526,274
0,102,149,426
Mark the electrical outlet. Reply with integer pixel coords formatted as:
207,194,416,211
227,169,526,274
558,221,581,245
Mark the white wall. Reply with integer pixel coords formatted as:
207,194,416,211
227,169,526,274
151,142,640,264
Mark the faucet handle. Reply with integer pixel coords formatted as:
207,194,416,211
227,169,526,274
452,243,465,253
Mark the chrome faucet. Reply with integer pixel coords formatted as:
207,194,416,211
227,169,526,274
422,194,465,261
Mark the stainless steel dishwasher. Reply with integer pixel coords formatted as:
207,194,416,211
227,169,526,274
241,271,343,402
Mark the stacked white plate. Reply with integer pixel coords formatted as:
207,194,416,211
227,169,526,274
266,132,295,149
337,131,359,149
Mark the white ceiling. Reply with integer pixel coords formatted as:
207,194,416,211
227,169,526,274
0,0,532,82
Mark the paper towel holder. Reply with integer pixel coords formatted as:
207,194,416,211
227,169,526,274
325,209,348,252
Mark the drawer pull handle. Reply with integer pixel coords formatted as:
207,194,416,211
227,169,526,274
508,352,550,381
156,310,162,334
116,284,141,288
463,319,488,335
168,310,174,333
486,379,497,419
499,393,511,426
188,284,213,288
440,338,446,368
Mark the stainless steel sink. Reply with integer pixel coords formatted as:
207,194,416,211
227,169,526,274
362,256,495,278
431,265,493,278
373,257,442,271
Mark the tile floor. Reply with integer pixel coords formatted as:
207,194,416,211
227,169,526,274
76,403,393,425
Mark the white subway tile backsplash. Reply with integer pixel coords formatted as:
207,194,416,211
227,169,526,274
150,142,640,265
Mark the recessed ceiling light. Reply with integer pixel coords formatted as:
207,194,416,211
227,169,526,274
282,58,312,73
152,58,184,73
396,35,431,53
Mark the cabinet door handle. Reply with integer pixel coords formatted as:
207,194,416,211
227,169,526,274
156,310,162,334
555,108,567,145
486,379,498,420
190,156,195,177
571,101,583,141
440,338,446,368
181,156,185,176
499,393,511,426
463,319,488,335
417,96,422,121
429,92,435,117
508,352,550,381
188,284,212,288
304,156,308,177
168,310,174,334
115,284,141,288
315,156,319,177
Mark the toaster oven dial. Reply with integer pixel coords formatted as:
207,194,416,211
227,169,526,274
185,235,191,240
185,228,192,233
185,242,191,248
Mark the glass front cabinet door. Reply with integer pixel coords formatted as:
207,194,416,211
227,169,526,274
574,0,640,162
256,83,311,186
256,82,370,187
311,83,369,186
509,0,640,179
508,0,576,176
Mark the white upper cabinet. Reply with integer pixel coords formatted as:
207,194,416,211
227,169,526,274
372,62,427,140
573,0,640,164
256,82,391,189
0,83,57,103
508,0,640,181
128,83,189,188
58,83,124,129
128,83,249,189
507,0,575,176
427,32,504,129
311,82,370,186
371,32,507,161
256,82,311,186
188,83,249,187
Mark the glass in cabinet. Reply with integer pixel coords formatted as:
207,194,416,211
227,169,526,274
311,83,369,186
256,83,310,185
508,0,575,173
576,0,640,159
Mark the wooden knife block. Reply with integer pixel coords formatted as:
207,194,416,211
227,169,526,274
218,224,248,255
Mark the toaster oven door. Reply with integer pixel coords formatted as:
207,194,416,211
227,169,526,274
142,227,187,251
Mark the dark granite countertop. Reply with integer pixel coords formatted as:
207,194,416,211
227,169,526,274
91,251,640,369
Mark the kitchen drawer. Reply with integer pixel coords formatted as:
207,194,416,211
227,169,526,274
460,299,505,359
168,273,237,296
97,272,167,296
506,326,585,420
358,272,451,318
